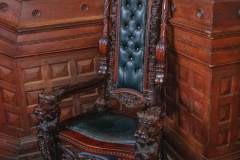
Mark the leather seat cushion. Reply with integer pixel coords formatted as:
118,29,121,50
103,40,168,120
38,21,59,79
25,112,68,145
67,112,138,145
117,0,147,93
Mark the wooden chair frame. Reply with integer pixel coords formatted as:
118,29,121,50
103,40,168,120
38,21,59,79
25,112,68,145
34,0,169,159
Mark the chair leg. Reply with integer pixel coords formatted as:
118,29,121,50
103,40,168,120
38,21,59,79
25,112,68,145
34,96,61,160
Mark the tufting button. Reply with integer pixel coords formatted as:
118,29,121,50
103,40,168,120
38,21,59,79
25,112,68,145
138,26,140,29
131,37,133,39
127,4,129,7
130,58,133,60
136,48,139,50
126,26,128,28
139,5,142,7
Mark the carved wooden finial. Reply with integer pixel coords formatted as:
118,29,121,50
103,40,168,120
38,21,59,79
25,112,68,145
155,0,169,85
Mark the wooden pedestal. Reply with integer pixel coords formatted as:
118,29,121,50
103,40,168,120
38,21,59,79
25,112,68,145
165,0,240,159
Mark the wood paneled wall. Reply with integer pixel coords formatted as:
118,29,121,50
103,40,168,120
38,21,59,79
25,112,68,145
0,0,104,138
165,0,240,159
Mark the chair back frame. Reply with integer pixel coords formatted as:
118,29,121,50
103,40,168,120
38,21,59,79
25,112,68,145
99,0,168,109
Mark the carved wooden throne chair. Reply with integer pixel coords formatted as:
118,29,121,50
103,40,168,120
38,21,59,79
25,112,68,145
34,0,169,159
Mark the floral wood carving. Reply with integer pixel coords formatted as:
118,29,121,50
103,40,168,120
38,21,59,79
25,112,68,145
148,0,161,90
112,90,148,108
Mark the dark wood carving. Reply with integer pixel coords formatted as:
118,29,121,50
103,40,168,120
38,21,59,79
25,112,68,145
148,0,162,91
34,77,105,160
107,0,118,97
135,0,169,159
111,89,149,108
135,106,163,160
34,95,61,160
155,0,168,86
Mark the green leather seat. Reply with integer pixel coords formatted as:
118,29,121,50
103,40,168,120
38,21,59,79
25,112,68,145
67,112,138,145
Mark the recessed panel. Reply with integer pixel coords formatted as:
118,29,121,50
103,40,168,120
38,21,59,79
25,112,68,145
219,104,231,123
178,66,188,84
178,110,189,133
220,77,232,96
237,127,240,142
29,113,38,127
23,67,42,83
50,63,69,79
217,130,229,147
178,90,189,111
2,89,18,107
0,66,13,84
60,107,73,121
26,90,44,106
77,59,94,75
6,111,22,128
192,99,203,120
81,103,95,114
192,125,203,145
193,72,204,94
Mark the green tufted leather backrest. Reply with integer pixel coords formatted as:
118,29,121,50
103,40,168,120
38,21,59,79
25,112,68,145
117,0,147,93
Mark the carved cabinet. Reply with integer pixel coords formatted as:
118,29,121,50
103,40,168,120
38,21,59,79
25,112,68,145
165,0,240,159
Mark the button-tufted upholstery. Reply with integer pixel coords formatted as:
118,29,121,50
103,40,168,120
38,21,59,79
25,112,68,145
117,0,147,93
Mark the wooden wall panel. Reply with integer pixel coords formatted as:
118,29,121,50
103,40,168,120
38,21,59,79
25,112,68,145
165,50,211,157
0,0,104,137
209,64,240,158
15,48,99,135
166,0,240,159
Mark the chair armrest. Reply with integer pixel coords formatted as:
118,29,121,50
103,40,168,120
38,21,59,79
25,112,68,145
34,76,105,120
33,76,105,160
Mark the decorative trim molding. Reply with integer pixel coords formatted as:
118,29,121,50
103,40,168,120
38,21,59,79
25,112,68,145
17,32,102,46
164,124,206,160
170,18,240,39
58,135,135,159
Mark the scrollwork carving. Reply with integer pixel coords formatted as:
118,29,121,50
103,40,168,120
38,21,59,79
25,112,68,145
135,107,163,160
112,91,148,108
148,0,161,90
34,94,61,160
106,0,118,96
155,0,169,85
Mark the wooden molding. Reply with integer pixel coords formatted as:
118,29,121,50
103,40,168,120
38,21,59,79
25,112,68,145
0,132,40,159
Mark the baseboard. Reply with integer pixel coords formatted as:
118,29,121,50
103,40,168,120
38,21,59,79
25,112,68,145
0,133,40,159
164,125,240,160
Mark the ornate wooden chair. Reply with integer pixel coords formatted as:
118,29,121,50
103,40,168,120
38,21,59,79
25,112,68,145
34,0,169,159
